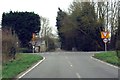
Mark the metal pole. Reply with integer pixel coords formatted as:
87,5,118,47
33,46,35,53
105,43,107,51
33,48,34,53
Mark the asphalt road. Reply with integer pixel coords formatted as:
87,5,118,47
22,51,118,78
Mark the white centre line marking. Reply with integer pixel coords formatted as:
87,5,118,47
76,73,81,78
68,61,73,67
65,56,73,67
70,64,73,67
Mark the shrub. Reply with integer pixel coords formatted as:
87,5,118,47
2,28,19,63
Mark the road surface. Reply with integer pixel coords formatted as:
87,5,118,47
22,51,118,79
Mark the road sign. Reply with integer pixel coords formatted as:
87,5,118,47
103,38,108,51
103,38,108,43
31,41,35,45
32,33,35,41
101,31,110,39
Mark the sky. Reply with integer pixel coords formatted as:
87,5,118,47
0,0,73,35
0,0,117,36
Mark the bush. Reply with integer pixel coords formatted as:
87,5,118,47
2,28,19,63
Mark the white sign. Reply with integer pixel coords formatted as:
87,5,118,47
33,45,35,48
31,41,35,45
103,38,108,43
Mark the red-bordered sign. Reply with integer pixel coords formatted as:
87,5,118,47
101,31,110,39
103,38,108,43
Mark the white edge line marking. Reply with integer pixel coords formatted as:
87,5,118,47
18,57,45,78
91,55,119,69
76,73,81,78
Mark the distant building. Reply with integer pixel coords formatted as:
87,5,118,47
30,37,47,53
41,40,47,52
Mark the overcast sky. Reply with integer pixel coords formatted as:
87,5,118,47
0,0,73,35
0,0,116,35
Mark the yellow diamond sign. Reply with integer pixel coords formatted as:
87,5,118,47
101,31,110,39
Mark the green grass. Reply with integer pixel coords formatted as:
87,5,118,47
94,51,119,67
2,53,43,78
0,65,2,80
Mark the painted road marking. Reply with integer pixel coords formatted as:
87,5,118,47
18,57,45,78
76,73,81,78
65,56,81,78
65,56,73,67
68,60,73,67
70,64,73,67
68,61,72,67
91,56,119,69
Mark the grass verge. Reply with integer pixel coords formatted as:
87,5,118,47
93,51,119,67
0,65,2,80
2,53,43,79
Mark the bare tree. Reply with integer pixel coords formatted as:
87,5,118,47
96,0,119,50
40,17,51,37
40,17,53,50
110,0,119,34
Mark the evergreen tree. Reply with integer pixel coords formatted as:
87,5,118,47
2,11,41,47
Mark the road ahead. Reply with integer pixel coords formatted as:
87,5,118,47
22,52,118,78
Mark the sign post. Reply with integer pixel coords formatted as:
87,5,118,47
32,33,36,53
33,45,35,53
103,38,108,51
105,43,107,51
101,31,110,51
